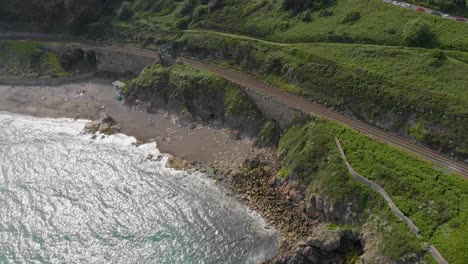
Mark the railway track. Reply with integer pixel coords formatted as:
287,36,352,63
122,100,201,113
181,58,468,177
1,33,466,177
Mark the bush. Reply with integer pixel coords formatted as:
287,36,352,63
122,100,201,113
428,49,446,66
403,18,437,47
276,21,291,31
118,1,134,20
193,5,209,22
282,0,313,13
174,18,190,30
342,11,361,23
300,10,312,22
319,10,333,16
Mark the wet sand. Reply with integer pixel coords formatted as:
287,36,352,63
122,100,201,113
0,78,253,163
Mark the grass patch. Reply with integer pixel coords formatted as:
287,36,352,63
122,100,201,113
278,117,467,263
0,41,68,77
178,32,468,159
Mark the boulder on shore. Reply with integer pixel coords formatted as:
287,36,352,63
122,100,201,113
84,115,120,135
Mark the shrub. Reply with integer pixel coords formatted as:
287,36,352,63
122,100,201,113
428,49,446,66
193,5,209,22
276,21,291,31
300,10,312,22
174,18,190,30
282,0,313,13
118,1,134,20
403,18,437,48
342,11,361,23
319,10,333,17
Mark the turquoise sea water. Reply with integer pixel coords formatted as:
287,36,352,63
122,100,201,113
0,113,279,263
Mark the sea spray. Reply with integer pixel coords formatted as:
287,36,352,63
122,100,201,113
0,112,280,263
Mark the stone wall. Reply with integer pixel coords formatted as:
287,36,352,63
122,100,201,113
62,43,159,74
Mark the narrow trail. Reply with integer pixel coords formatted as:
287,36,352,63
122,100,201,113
335,138,448,264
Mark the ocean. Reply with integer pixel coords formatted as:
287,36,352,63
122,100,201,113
0,112,279,263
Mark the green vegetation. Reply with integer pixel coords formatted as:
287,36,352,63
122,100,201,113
127,64,264,136
0,41,68,77
256,120,282,148
81,0,468,50
2,0,467,262
403,18,437,48
406,0,468,16
178,32,468,159
278,117,467,263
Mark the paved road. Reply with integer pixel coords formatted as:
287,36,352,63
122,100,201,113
181,58,468,177
384,0,468,23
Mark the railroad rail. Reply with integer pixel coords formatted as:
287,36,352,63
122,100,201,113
1,33,466,177
181,58,468,177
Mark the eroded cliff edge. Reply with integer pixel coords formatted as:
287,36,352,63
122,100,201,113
122,62,468,263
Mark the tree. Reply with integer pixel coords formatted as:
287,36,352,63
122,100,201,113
174,18,190,30
403,18,437,48
192,5,208,22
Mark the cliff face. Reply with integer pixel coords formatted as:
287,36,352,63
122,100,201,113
124,64,265,137
175,33,468,161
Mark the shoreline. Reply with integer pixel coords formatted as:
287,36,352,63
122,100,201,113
0,78,357,264
0,78,254,164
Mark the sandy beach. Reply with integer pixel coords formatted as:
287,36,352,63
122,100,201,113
0,78,254,164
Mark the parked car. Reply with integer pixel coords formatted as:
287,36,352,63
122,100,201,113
416,6,425,13
431,11,442,16
442,14,451,18
455,16,465,22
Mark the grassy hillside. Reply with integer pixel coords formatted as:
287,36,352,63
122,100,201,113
177,32,468,160
279,117,468,263
120,0,468,51
295,42,468,99
405,0,468,17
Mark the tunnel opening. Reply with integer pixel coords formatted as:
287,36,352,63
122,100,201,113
208,114,216,124
85,50,97,65
59,47,97,73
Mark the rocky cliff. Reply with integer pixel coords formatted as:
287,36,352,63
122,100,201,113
124,63,266,138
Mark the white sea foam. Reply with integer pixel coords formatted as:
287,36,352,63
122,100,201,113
0,112,280,263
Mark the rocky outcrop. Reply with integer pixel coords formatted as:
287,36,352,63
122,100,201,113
305,193,361,226
213,153,366,264
84,115,120,135
125,64,266,138
269,226,362,264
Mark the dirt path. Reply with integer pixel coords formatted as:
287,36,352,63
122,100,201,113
335,138,448,264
